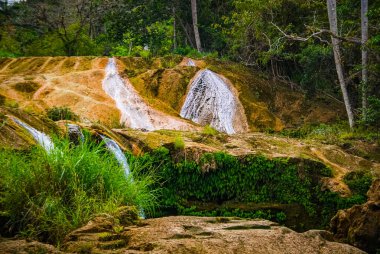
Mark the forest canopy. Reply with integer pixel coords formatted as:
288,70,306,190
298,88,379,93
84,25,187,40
0,0,379,128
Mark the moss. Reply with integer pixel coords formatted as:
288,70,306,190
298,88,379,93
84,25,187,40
60,57,77,73
0,94,5,105
24,58,49,74
13,81,41,93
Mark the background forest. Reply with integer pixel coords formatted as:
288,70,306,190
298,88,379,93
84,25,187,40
0,0,379,128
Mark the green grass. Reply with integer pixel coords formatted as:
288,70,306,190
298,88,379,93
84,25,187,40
279,122,380,144
0,137,158,244
46,106,79,121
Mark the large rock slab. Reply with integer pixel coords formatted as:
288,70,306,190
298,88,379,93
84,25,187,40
62,214,364,254
330,178,380,253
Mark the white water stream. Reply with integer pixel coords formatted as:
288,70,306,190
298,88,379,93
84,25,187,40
187,59,196,67
12,117,54,152
180,69,237,134
100,134,145,218
102,58,192,131
102,58,155,130
100,135,131,176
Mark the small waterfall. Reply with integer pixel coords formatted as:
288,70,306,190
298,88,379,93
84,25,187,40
100,134,145,218
100,135,131,176
12,117,54,152
102,58,155,130
180,69,237,134
102,58,193,132
187,59,196,67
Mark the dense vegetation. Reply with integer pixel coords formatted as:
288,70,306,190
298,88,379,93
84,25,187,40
128,147,372,230
0,137,157,244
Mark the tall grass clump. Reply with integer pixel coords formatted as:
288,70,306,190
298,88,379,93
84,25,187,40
0,138,158,244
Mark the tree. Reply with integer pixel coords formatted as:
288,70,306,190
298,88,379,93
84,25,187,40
361,0,369,121
326,0,355,129
18,0,97,56
191,0,202,52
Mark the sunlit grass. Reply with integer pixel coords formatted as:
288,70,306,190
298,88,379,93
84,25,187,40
0,137,158,244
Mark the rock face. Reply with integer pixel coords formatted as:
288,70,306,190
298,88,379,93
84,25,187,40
61,212,364,253
0,238,64,254
330,178,380,253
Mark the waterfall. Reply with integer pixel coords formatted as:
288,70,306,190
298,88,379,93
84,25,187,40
102,58,193,131
100,135,131,176
100,134,145,218
102,58,155,130
12,117,54,152
187,59,196,67
180,69,237,134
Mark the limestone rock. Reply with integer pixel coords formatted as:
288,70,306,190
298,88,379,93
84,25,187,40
330,178,380,253
62,215,364,254
0,238,64,254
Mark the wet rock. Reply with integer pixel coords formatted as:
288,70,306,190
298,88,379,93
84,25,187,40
330,178,380,253
67,124,84,144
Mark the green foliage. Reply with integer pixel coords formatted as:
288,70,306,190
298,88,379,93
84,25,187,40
174,136,185,150
279,122,380,144
360,97,380,129
0,138,157,244
128,149,365,228
202,125,219,136
343,171,373,196
46,107,79,122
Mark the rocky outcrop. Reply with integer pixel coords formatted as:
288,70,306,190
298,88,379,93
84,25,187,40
330,178,380,253
61,214,364,254
0,238,64,254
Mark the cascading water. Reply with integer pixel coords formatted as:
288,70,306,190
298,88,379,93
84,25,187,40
100,134,145,218
100,135,131,176
187,59,196,67
102,58,155,130
180,69,237,134
102,58,192,131
12,117,54,152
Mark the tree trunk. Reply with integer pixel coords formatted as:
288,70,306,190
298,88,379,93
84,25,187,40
326,0,355,129
361,0,368,121
191,0,202,52
173,7,177,50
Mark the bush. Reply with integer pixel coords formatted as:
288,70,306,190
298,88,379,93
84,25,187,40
0,138,158,244
174,136,185,150
343,171,373,196
46,107,78,121
129,149,369,229
202,125,218,136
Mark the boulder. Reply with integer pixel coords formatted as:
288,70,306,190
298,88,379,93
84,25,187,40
330,178,380,253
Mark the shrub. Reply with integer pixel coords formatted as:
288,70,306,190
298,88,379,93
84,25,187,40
0,94,5,105
202,125,218,136
46,107,78,121
13,82,40,93
0,138,158,244
343,171,373,196
174,136,185,150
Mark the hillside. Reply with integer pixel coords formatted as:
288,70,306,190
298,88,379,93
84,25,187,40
0,56,345,131
0,56,378,253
